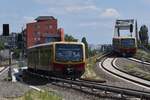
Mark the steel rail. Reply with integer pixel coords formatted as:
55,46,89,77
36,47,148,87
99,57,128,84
49,75,150,99
24,62,150,99
100,57,150,99
112,58,150,85
127,58,150,65
0,63,17,75
22,52,150,99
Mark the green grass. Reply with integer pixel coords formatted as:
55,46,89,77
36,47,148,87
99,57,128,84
6,90,62,100
81,53,104,81
134,49,150,62
121,63,150,80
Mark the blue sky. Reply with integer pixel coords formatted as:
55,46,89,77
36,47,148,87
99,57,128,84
0,0,150,44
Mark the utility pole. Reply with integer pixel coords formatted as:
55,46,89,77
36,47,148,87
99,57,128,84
135,20,140,47
8,49,12,80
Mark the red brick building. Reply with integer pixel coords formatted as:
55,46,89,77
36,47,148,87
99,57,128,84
26,16,64,48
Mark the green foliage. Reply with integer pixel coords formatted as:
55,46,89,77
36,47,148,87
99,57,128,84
13,49,21,59
139,25,149,46
82,53,104,80
22,90,62,100
4,76,12,81
134,49,150,62
0,41,4,50
65,34,78,42
24,90,32,100
81,37,88,58
88,48,97,57
147,43,150,50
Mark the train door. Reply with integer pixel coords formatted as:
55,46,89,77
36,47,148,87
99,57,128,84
44,46,53,71
27,50,34,69
39,46,52,71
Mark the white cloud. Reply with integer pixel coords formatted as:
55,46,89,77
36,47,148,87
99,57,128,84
100,8,120,18
79,22,97,26
32,0,51,4
65,5,99,13
33,0,88,6
142,0,150,3
33,0,100,13
23,16,35,23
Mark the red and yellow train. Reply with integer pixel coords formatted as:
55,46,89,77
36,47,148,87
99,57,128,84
112,19,137,56
27,42,86,79
113,37,137,56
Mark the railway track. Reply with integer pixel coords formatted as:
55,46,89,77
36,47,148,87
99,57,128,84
128,57,150,65
0,65,10,76
22,61,150,99
114,57,150,84
15,52,150,99
99,55,150,98
0,62,18,75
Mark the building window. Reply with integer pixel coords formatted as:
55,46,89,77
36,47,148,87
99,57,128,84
34,37,40,41
46,24,52,30
45,32,49,35
34,32,40,37
35,24,40,29
37,38,40,41
48,25,52,29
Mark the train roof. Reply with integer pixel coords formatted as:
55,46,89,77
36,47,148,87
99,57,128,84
28,41,84,49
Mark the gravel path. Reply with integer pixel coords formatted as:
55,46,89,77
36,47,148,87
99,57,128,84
23,72,114,100
0,63,105,100
0,64,30,99
0,81,29,98
0,58,149,100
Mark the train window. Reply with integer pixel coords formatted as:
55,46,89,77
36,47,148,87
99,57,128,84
33,50,37,66
113,39,120,47
55,44,83,62
40,48,45,66
121,39,135,48
40,47,51,66
28,51,31,65
28,50,34,66
45,48,51,65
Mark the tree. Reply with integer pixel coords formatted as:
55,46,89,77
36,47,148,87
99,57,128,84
81,37,88,58
88,47,97,57
12,49,21,59
139,25,149,47
0,41,4,51
65,34,78,42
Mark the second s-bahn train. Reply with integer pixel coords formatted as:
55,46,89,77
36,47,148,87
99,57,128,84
113,37,137,56
27,42,86,79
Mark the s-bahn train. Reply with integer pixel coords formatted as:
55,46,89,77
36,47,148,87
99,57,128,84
27,42,86,79
112,37,137,56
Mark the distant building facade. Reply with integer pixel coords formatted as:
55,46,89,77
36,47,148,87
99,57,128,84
0,32,17,49
26,16,64,48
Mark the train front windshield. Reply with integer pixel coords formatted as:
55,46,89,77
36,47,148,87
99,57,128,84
55,44,83,62
121,39,135,48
